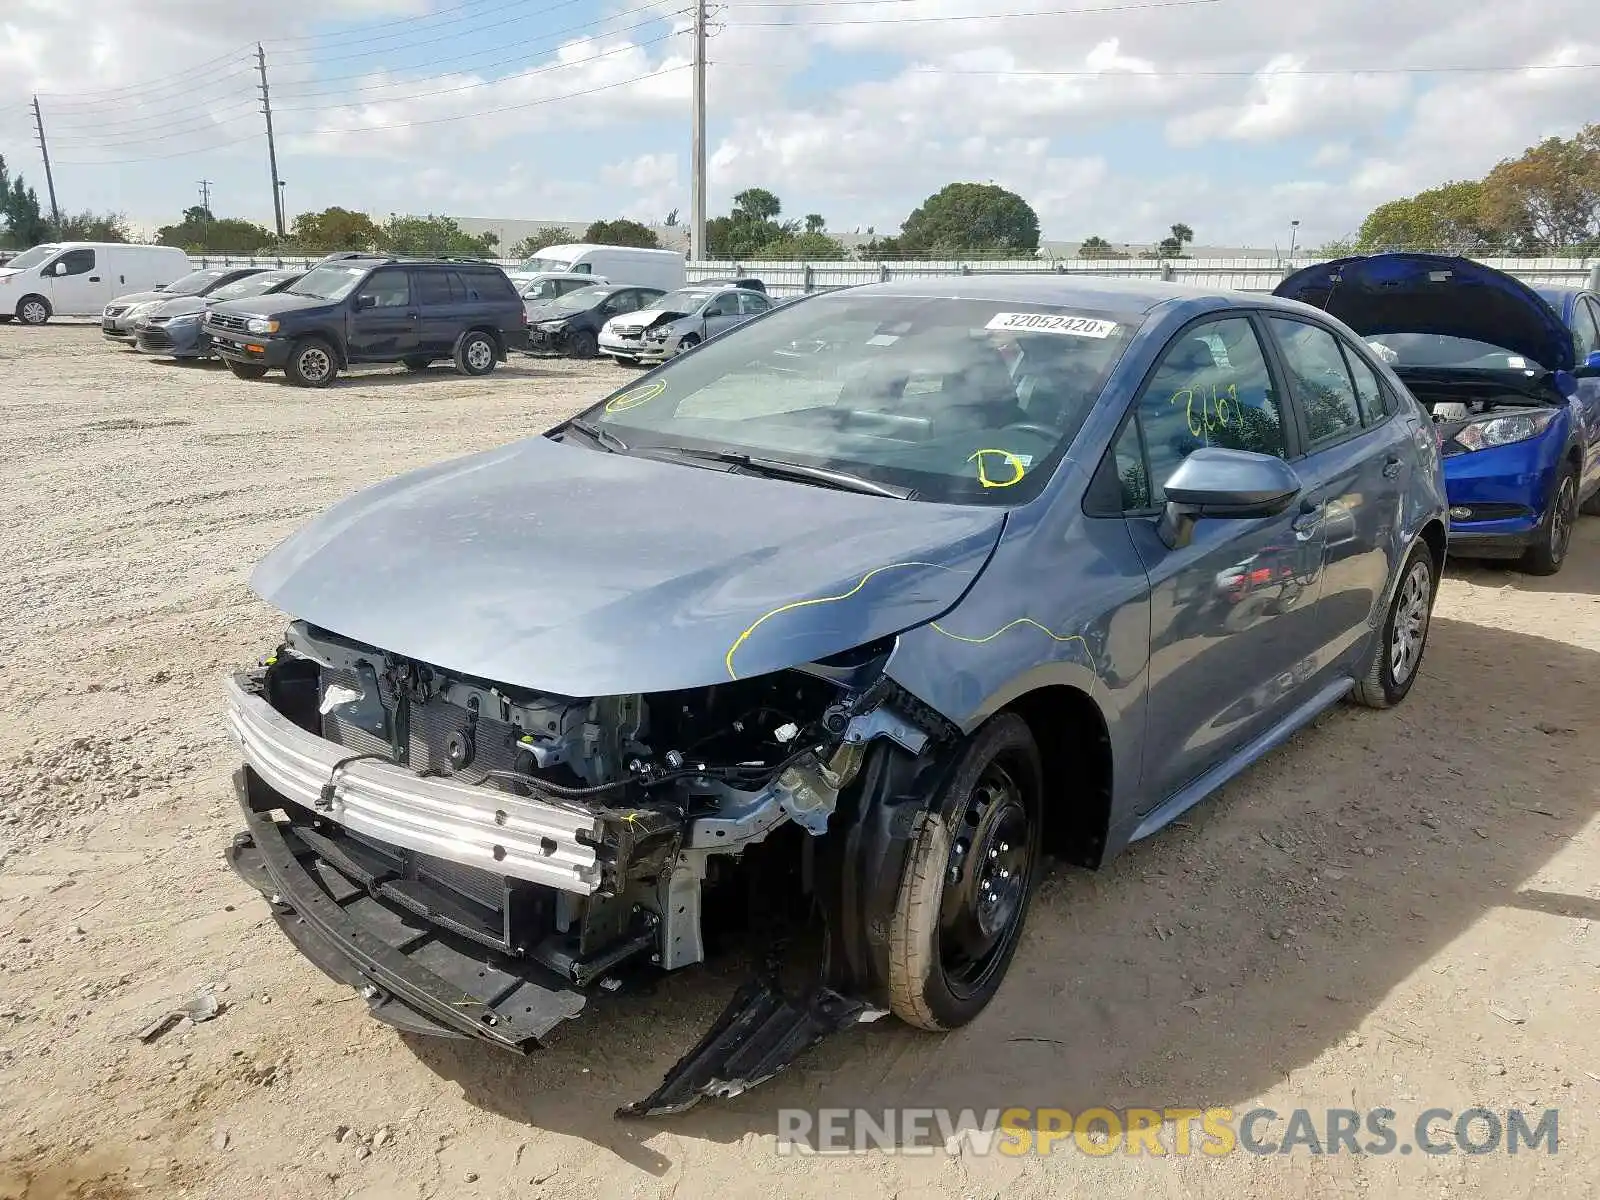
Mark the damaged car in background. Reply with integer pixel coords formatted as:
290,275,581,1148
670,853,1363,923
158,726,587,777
225,276,1449,1117
597,284,771,365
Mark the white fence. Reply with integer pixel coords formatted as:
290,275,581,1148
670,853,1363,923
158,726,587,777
185,253,1600,297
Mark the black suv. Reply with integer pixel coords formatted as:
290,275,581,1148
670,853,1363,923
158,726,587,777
204,256,528,387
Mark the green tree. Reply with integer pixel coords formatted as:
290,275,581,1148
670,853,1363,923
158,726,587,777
287,206,383,253
1480,124,1600,253
509,227,575,258
56,211,131,242
378,213,498,256
1157,222,1195,258
583,217,659,248
895,182,1041,257
803,213,826,234
156,210,272,255
0,155,49,248
1077,235,1128,259
1356,180,1501,252
733,187,782,222
663,208,679,227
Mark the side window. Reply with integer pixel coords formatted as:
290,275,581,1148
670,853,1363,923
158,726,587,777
54,249,95,276
413,270,453,307
357,269,410,308
450,271,482,303
1108,417,1151,511
614,291,642,313
1132,317,1288,504
739,292,770,315
1342,345,1388,425
1267,318,1362,447
706,294,738,317
1573,298,1600,359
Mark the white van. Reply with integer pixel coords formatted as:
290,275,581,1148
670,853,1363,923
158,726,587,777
506,243,683,293
0,242,191,324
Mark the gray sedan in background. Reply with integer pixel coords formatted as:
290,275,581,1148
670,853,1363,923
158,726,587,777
102,266,270,343
597,284,772,364
134,269,306,360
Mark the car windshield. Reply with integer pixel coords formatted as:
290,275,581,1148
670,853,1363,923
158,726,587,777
653,288,715,314
518,256,572,274
581,293,1139,504
286,265,369,300
1365,333,1536,370
164,269,231,296
6,245,61,270
209,273,287,301
548,286,614,312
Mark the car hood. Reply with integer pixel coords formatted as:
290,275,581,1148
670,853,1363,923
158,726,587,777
610,305,695,331
209,291,336,319
145,295,211,319
109,289,170,309
1273,253,1574,372
525,302,580,322
251,436,1003,696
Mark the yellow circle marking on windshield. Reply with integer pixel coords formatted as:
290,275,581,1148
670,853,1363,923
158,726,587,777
968,448,1026,489
605,380,666,413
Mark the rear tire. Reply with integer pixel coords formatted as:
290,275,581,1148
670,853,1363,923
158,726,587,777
886,713,1043,1032
1352,540,1437,709
1520,462,1578,576
226,361,269,380
455,330,498,376
285,338,339,388
16,296,50,326
402,356,433,372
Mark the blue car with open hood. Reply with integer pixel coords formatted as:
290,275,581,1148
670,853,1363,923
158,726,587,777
1276,254,1600,574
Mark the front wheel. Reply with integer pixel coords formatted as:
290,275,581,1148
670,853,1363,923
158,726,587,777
1520,463,1578,576
568,329,599,359
226,361,269,380
887,713,1043,1031
675,333,700,356
455,331,498,376
1352,540,1437,709
285,338,339,388
16,296,50,326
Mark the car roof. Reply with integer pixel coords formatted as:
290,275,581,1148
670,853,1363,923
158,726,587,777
844,273,1275,313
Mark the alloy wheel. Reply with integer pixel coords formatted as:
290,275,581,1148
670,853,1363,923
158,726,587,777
298,346,332,383
1389,559,1432,686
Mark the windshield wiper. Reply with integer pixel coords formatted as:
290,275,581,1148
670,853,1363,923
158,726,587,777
560,418,629,453
642,446,912,498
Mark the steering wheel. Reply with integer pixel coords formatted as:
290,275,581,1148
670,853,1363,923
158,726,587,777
1003,422,1061,441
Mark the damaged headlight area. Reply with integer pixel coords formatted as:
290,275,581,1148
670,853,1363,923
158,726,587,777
224,619,946,1080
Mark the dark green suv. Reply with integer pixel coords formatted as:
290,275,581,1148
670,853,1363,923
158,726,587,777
204,256,529,387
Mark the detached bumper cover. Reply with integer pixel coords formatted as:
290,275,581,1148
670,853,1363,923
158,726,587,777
227,769,586,1049
224,673,604,893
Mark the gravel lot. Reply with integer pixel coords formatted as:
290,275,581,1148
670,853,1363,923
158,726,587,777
2,322,1598,1199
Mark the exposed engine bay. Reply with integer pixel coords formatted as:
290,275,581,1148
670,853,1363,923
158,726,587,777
226,620,951,1113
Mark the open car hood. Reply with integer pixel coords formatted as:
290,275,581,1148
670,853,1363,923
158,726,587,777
250,436,1003,697
1274,253,1573,372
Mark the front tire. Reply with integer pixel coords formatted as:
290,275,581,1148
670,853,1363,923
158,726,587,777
16,296,50,326
887,713,1043,1031
1352,540,1437,709
455,330,498,376
675,333,701,356
226,361,269,380
1520,462,1578,576
568,329,599,359
285,338,339,388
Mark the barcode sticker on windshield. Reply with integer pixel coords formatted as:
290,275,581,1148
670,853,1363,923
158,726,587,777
986,312,1117,338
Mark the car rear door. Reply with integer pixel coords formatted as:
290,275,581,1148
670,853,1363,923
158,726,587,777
1261,315,1409,674
1104,313,1329,806
1572,297,1600,500
347,267,420,360
411,268,458,355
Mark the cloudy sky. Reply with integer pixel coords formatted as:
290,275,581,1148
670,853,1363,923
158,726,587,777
0,0,1593,248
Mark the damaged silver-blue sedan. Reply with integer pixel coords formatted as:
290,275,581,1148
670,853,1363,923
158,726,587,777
224,276,1449,1116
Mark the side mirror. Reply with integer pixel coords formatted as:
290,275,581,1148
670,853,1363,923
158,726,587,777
1156,447,1303,550
53,262,67,275
354,294,377,310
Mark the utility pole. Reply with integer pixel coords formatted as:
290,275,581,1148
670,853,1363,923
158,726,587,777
197,180,213,251
257,44,285,239
197,180,212,212
30,96,61,235
690,0,706,262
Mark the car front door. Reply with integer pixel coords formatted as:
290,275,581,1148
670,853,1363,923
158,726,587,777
1263,315,1407,673
1111,313,1328,807
702,292,741,338
737,290,771,327
347,267,419,360
1572,297,1600,499
43,248,101,315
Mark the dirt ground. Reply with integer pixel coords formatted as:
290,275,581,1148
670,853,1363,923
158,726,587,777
1,322,1597,1200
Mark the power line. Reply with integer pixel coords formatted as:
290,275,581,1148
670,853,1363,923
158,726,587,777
35,58,258,109
265,0,598,60
901,59,1600,77
723,0,1220,24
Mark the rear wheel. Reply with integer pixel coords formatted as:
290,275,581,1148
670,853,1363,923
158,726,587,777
455,330,498,376
1520,463,1578,576
886,713,1043,1031
1352,541,1437,709
226,361,269,380
402,356,433,372
285,338,339,388
16,296,50,326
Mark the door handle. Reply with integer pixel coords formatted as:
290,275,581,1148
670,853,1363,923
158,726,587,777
1382,455,1404,479
88,276,101,282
